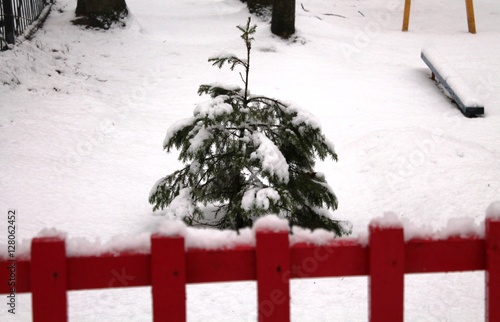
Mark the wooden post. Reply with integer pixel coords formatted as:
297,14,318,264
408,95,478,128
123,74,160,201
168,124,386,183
256,231,290,322
1,0,15,44
369,224,405,322
151,235,186,322
31,237,68,322
486,218,500,322
402,0,411,32
465,0,477,34
402,0,476,33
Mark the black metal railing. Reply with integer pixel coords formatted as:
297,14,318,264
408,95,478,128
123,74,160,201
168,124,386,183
1,0,52,51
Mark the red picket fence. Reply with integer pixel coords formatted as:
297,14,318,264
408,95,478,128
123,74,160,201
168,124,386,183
1,217,499,322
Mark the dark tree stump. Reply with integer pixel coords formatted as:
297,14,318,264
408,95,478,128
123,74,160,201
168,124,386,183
271,0,295,38
74,0,128,29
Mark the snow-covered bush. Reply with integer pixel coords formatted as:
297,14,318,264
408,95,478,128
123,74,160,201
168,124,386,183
149,18,350,236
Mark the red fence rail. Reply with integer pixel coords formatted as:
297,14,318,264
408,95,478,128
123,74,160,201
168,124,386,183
1,217,499,321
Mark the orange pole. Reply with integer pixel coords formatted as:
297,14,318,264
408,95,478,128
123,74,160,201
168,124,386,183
402,0,412,31
465,0,477,33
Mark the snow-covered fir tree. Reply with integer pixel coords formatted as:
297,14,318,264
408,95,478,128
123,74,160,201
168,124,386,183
149,18,351,236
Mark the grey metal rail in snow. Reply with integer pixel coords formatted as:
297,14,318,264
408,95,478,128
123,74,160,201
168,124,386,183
1,0,52,51
421,50,485,117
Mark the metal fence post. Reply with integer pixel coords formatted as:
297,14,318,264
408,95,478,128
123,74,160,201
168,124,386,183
2,0,15,44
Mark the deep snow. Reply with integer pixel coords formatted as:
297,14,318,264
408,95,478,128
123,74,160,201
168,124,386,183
1,0,499,320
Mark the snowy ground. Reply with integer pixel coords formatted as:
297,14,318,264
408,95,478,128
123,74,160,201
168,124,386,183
1,0,499,320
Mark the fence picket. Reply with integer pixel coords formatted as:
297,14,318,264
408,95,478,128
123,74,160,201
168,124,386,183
1,217,499,321
486,218,500,322
369,224,405,322
0,0,51,50
256,231,290,322
31,237,67,322
151,235,186,322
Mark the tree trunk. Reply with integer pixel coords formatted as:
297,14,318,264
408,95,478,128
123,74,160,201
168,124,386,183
74,0,128,29
271,0,295,38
